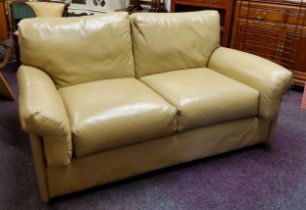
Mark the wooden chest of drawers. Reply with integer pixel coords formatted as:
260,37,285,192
0,0,9,41
231,0,306,87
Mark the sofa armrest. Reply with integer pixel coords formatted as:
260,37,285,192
17,65,72,167
208,47,293,121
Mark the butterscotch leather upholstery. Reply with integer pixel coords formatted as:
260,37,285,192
17,11,292,201
208,47,293,121
17,65,72,167
18,13,134,88
130,11,220,77
59,78,177,157
141,68,259,131
44,117,269,198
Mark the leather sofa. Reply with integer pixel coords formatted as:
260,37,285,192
17,11,293,201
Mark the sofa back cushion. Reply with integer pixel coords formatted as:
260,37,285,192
130,11,220,78
18,12,135,88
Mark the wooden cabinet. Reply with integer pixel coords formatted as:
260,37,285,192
231,0,306,87
171,0,234,47
0,0,9,41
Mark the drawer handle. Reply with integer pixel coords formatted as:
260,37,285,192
276,43,285,57
212,0,220,4
256,10,266,20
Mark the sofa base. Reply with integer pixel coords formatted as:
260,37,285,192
30,117,271,201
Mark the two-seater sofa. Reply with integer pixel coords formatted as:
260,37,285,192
17,11,292,201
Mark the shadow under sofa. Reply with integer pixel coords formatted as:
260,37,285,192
16,11,293,201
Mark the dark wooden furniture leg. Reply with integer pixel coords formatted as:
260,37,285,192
0,43,16,101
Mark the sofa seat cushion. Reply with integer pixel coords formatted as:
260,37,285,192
141,68,259,131
59,78,177,157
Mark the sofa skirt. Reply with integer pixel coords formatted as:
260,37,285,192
30,117,272,201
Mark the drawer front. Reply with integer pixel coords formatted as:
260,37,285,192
233,1,306,86
234,30,279,59
175,0,227,7
287,9,306,25
237,1,306,26
238,1,287,23
232,22,296,67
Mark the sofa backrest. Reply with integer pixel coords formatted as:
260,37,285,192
130,11,220,78
18,12,134,88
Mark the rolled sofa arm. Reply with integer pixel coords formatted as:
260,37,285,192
208,47,293,121
17,65,72,167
